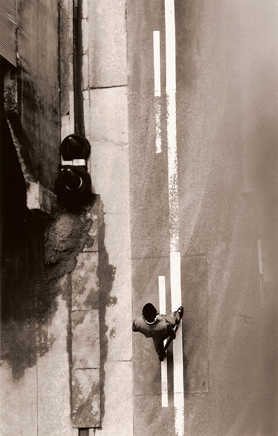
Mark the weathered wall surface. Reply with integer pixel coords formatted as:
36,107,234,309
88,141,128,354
60,0,74,133
15,0,60,191
1,2,99,431
1,24,68,432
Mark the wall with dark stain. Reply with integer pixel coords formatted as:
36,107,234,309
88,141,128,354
1,99,51,381
15,0,60,191
1,137,95,382
1,91,99,430
0,184,101,435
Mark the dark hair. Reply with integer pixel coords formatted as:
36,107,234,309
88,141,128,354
142,303,157,323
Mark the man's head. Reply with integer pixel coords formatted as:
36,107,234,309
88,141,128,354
142,303,158,324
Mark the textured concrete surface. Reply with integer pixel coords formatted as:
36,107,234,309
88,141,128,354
72,368,101,428
36,292,73,436
0,363,38,436
81,1,133,434
89,102,133,434
86,0,127,88
71,249,101,427
95,361,133,435
89,87,128,145
60,0,74,117
84,206,99,251
72,309,100,369
0,278,74,436
72,252,99,312
26,181,58,217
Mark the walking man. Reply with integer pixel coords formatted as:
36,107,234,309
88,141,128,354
132,303,184,361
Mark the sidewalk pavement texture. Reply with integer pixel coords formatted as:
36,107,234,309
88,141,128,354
77,0,133,435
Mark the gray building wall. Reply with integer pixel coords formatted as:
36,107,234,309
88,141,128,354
3,0,60,194
16,0,60,190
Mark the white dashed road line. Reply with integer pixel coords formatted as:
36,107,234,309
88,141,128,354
153,30,162,153
257,239,264,306
159,275,169,407
153,2,184,433
165,0,184,434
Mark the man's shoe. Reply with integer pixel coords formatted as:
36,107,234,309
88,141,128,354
159,352,167,362
177,306,184,320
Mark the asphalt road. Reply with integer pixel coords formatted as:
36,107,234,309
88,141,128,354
127,1,278,435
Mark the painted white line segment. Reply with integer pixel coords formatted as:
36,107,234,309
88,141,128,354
170,252,181,309
257,239,264,306
165,1,176,93
257,239,263,275
159,275,166,315
153,31,162,153
174,401,185,436
165,0,179,253
171,252,184,413
153,31,161,97
155,100,162,154
165,0,184,434
159,276,168,407
161,358,168,408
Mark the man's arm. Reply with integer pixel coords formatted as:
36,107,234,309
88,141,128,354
167,325,176,340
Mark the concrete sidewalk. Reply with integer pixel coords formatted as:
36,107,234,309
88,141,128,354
79,0,133,434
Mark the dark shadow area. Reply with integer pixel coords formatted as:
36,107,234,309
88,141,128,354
0,61,96,380
0,63,51,379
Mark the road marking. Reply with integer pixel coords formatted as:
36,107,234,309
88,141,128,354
257,239,264,306
165,1,176,92
165,0,179,254
165,0,184,434
170,252,181,309
159,275,167,314
153,31,161,97
171,252,184,428
159,275,168,407
257,239,263,274
153,31,162,153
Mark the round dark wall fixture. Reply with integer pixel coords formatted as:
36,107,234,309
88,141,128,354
60,134,90,160
56,166,92,211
